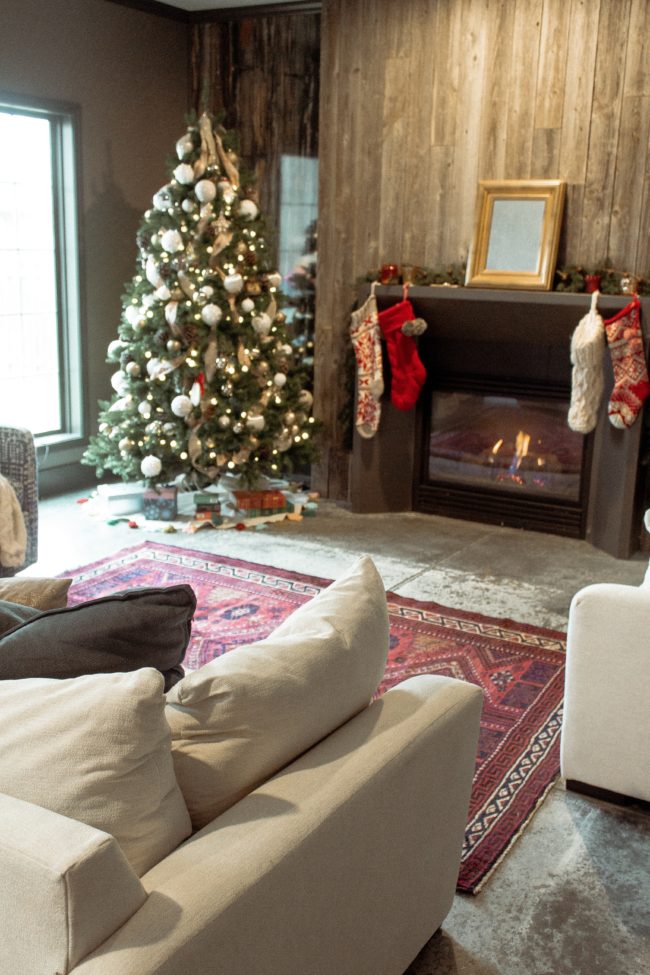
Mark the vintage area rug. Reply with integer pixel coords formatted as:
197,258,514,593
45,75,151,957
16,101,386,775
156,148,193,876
64,541,566,894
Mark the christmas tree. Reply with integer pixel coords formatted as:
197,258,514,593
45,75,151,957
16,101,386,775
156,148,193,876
83,113,318,489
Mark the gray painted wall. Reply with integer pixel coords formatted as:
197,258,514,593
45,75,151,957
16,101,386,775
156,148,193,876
1,0,189,494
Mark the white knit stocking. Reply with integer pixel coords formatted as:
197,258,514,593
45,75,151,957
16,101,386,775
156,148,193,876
568,291,605,434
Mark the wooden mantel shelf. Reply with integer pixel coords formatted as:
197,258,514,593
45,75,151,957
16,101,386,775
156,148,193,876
367,285,643,347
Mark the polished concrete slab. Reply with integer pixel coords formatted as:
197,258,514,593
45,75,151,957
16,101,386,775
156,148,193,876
24,492,650,975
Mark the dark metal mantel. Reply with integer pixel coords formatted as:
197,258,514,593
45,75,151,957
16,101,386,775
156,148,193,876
349,286,650,559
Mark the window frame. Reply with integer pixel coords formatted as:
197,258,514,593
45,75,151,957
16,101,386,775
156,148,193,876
0,92,85,450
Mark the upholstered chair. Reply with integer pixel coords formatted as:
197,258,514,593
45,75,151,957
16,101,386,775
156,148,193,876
0,426,38,576
560,575,650,804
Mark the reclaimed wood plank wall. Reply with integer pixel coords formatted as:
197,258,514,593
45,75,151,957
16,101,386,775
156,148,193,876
315,0,650,499
189,13,320,256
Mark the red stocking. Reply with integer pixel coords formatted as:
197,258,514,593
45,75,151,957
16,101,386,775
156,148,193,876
604,298,650,429
378,299,427,410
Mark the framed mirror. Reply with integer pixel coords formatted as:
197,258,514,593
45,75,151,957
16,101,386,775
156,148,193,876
465,179,566,290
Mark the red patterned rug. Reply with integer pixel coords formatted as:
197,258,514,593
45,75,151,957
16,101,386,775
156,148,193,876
64,541,566,894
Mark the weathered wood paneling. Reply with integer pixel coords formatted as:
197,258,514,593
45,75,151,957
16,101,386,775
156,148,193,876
190,13,320,256
315,0,650,498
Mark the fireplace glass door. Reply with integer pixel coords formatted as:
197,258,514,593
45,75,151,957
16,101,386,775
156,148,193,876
427,391,584,501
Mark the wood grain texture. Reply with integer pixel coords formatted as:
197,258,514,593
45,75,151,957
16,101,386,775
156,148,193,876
190,12,320,256
314,0,650,498
193,0,650,498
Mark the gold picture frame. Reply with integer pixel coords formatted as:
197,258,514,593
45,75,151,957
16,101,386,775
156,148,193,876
465,179,566,290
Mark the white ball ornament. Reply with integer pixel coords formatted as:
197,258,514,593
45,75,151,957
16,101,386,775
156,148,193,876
125,361,141,377
145,257,162,287
275,432,292,452
195,179,217,203
142,293,156,308
224,272,244,294
266,271,282,289
118,437,130,452
155,284,171,302
110,370,127,393
246,415,265,433
161,229,184,254
124,305,141,327
238,199,259,221
138,401,152,418
107,339,122,360
171,394,192,417
273,372,287,388
218,414,231,429
141,455,162,478
241,297,255,314
201,303,223,327
298,389,313,409
181,198,196,214
176,136,194,160
173,163,195,185
252,313,272,337
153,186,173,211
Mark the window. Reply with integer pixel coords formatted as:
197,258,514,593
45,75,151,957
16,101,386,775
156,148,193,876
0,95,82,442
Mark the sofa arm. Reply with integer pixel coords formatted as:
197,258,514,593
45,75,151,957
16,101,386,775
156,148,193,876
0,793,147,975
74,675,482,975
560,583,650,801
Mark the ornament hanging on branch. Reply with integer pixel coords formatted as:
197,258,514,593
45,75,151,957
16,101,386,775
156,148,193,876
83,111,319,488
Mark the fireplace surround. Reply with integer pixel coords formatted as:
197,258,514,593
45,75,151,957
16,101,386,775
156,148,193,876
349,287,650,558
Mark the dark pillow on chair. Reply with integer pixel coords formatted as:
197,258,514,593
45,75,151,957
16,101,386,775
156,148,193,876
0,585,196,690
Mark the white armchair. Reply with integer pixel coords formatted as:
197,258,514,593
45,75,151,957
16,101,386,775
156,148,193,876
560,580,650,804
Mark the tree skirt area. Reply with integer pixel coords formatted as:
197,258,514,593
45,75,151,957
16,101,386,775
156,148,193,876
65,541,566,894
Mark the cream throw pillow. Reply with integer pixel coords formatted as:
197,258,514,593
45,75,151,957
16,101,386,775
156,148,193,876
0,669,191,876
166,555,390,830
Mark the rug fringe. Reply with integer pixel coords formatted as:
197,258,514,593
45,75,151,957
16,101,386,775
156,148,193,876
467,776,560,895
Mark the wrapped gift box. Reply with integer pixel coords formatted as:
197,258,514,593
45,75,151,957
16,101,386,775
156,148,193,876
97,482,144,515
193,492,223,525
232,489,290,518
143,485,178,521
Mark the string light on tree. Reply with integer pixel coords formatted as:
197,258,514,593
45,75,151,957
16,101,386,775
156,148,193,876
83,111,319,488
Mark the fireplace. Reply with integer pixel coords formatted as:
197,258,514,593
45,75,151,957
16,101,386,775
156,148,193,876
418,381,589,537
349,287,650,558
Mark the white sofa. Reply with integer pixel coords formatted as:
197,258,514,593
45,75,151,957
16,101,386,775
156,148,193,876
0,556,483,975
560,579,650,803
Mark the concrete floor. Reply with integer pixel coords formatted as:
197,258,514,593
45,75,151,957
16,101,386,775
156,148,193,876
25,493,650,975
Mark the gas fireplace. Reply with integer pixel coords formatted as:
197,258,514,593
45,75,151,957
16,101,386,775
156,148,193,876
418,382,589,537
350,287,650,557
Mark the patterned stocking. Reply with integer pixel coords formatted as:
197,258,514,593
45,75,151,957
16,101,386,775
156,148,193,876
378,299,427,410
604,298,650,429
350,290,384,438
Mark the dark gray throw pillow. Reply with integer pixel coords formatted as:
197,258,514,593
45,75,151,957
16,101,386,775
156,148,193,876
0,585,196,691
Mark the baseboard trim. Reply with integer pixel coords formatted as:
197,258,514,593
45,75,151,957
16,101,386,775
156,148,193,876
565,779,650,812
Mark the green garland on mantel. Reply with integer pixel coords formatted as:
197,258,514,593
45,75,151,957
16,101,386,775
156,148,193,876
361,263,650,295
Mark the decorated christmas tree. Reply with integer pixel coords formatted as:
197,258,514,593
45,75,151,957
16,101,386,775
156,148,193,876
83,113,318,489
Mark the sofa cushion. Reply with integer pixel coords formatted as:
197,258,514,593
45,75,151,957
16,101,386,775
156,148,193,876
0,584,196,690
165,555,390,830
0,668,192,876
0,576,72,610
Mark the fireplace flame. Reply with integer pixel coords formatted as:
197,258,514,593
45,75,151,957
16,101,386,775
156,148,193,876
491,438,504,455
513,430,531,471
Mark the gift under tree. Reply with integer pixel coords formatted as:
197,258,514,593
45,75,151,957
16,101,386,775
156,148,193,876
83,113,318,488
